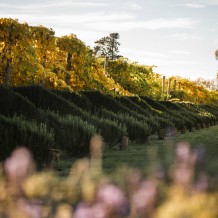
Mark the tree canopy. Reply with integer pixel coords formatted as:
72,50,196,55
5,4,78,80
0,18,218,105
94,33,122,60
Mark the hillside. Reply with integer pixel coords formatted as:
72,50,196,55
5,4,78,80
0,85,217,165
1,18,218,105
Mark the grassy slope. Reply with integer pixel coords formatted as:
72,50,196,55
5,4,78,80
59,126,218,176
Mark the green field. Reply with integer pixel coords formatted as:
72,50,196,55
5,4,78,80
59,125,218,176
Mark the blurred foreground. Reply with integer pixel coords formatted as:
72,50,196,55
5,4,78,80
0,135,218,218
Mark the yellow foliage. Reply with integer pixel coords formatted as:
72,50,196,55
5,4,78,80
155,188,218,218
0,18,217,102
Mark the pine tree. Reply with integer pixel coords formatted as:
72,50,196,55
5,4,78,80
94,33,122,60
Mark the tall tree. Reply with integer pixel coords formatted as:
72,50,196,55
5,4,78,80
94,33,121,60
0,18,35,85
31,25,56,85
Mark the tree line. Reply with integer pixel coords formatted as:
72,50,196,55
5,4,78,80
0,18,218,104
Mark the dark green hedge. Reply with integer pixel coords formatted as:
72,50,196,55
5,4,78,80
0,115,53,164
0,85,41,119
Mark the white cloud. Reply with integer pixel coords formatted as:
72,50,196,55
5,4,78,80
120,47,171,66
1,3,196,33
122,48,169,59
169,33,202,40
87,18,196,31
185,3,206,8
0,0,217,79
184,0,218,7
1,12,134,26
0,1,108,9
200,0,218,6
169,50,191,55
127,3,143,10
213,39,218,45
140,18,196,30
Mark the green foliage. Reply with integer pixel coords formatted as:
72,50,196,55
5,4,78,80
0,114,53,163
107,59,152,95
13,85,87,117
54,90,93,112
0,85,41,119
58,114,96,157
94,118,126,147
201,105,218,120
31,112,94,158
119,113,150,143
1,18,218,105
1,84,218,161
94,33,121,60
97,109,150,143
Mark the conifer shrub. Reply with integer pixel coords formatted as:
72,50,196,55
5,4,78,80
116,97,161,133
80,91,105,107
159,100,181,110
117,113,150,143
60,115,96,157
129,96,155,113
44,111,123,155
141,96,179,127
94,118,126,148
141,96,170,113
141,97,187,130
115,96,152,118
156,116,174,130
53,90,93,112
83,91,157,137
43,112,96,157
158,101,196,129
0,115,53,164
181,103,217,124
0,85,40,119
96,109,150,142
201,105,218,121
82,91,129,113
13,86,86,117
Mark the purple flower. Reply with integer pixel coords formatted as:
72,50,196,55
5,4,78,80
96,182,129,216
132,180,157,210
74,203,93,218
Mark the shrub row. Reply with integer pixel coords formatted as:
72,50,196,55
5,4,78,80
1,85,218,161
0,85,41,119
96,109,150,143
43,112,96,157
0,86,98,158
0,115,53,164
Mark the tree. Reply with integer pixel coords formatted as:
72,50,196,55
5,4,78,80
94,33,122,60
0,18,35,86
31,25,56,85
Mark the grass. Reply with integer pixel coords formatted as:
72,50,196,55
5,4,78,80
59,125,218,176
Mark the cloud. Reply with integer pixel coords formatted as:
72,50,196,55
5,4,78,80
87,18,196,31
169,50,191,55
126,3,143,10
0,1,108,9
0,1,108,16
121,47,198,71
200,0,218,6
119,48,168,66
122,48,170,59
1,12,134,27
1,1,196,33
213,39,218,45
184,0,218,7
169,33,202,40
185,3,206,8
140,18,196,30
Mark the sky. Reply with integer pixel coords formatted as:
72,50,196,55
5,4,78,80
0,0,218,80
